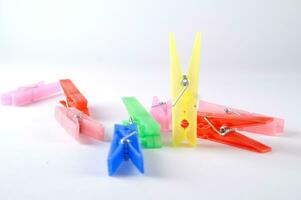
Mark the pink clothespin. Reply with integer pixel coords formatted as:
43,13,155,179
55,106,105,141
149,96,172,132
198,100,284,136
1,81,61,106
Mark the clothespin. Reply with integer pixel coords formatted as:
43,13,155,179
59,79,90,115
55,106,104,141
149,98,280,152
197,110,273,153
107,123,144,176
149,96,172,132
122,97,161,148
170,32,201,146
1,81,61,106
199,100,284,136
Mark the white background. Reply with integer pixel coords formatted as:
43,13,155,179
0,0,300,200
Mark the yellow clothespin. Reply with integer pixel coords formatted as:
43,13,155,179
170,32,201,146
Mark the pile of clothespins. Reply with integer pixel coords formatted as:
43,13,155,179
0,32,284,176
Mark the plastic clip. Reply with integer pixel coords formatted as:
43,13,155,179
59,79,90,115
107,124,144,176
55,106,104,141
122,97,161,148
1,81,61,106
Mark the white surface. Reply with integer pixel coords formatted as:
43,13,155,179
0,0,300,199
0,0,300,69
0,65,300,200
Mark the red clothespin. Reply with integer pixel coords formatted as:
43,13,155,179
199,100,284,136
59,79,90,116
197,112,273,153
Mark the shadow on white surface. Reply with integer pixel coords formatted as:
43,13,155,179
77,135,104,146
143,149,167,178
281,129,300,138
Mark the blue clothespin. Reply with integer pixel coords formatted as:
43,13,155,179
107,123,144,176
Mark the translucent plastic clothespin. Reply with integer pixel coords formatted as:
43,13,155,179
198,100,284,136
55,106,104,141
170,32,201,146
1,81,61,106
149,96,172,132
107,123,144,176
59,79,90,116
197,111,273,153
122,97,161,148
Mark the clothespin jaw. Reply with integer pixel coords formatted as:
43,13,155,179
197,112,272,153
107,124,144,176
149,96,172,132
122,97,162,148
55,106,80,139
59,79,90,115
198,100,284,136
170,32,201,146
1,81,61,106
55,106,104,141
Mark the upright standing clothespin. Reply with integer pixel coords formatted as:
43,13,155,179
59,79,90,115
122,97,161,148
1,81,61,106
149,96,172,132
170,32,201,146
107,123,144,176
197,110,273,153
55,106,104,141
198,100,284,136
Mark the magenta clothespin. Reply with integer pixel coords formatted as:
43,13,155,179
55,106,105,141
1,81,61,106
198,100,284,136
149,96,172,132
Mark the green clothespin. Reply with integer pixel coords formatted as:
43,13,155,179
122,97,162,148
